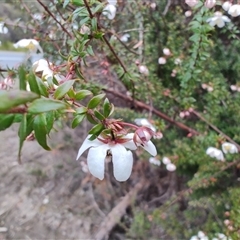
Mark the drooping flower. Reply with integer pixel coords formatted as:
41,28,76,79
149,157,161,166
206,147,224,161
32,59,63,83
103,0,117,20
134,118,156,132
158,57,167,65
206,11,231,28
13,39,43,54
228,4,240,17
185,0,199,8
138,65,149,76
76,133,157,181
205,0,216,9
120,33,130,42
222,1,232,12
162,156,171,165
222,142,238,154
163,48,171,56
166,163,176,172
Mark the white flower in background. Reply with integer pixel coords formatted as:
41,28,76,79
149,157,161,166
158,57,167,65
0,22,8,34
185,10,192,17
230,85,237,91
163,48,171,56
162,156,171,165
222,142,238,154
32,59,63,84
80,161,88,173
103,0,117,20
185,0,199,8
138,65,149,76
197,231,207,239
222,1,232,12
228,4,240,17
76,133,157,181
13,38,43,54
80,25,90,35
205,0,216,9
134,118,156,132
174,58,182,65
166,163,176,172
206,147,224,161
206,11,231,28
120,33,130,42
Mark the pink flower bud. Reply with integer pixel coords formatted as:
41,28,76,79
205,0,216,9
185,0,199,8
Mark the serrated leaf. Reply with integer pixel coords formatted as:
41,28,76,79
88,123,104,135
18,113,27,163
75,89,92,100
87,93,105,109
33,114,51,150
72,114,85,128
0,90,39,112
0,114,14,131
54,80,75,99
28,98,67,114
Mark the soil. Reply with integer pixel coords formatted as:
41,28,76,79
0,123,102,240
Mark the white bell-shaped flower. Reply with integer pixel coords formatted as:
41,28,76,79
206,11,231,28
222,142,238,154
228,4,240,17
222,1,232,11
13,39,43,54
205,0,216,9
206,147,224,161
103,4,117,20
185,0,199,8
77,134,157,181
166,163,176,172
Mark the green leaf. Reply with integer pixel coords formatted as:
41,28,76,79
54,80,75,99
72,114,85,128
35,76,49,97
87,93,105,109
67,88,76,99
0,90,39,112
75,89,92,100
45,111,55,134
103,98,111,117
91,18,97,32
18,113,27,163
28,72,40,94
18,65,27,90
86,113,98,124
63,0,70,8
76,106,87,114
86,45,94,56
28,98,67,114
33,114,51,150
88,123,104,135
94,110,105,121
0,114,14,131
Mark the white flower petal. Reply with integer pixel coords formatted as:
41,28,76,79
140,140,157,156
76,135,103,160
217,20,225,28
111,144,133,181
103,4,116,20
87,145,109,180
121,133,137,150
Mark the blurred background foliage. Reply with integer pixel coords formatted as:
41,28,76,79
1,0,240,239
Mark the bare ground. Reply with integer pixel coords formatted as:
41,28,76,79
0,123,103,240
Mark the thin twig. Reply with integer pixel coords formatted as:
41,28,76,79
36,0,72,38
104,88,199,135
192,110,240,150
